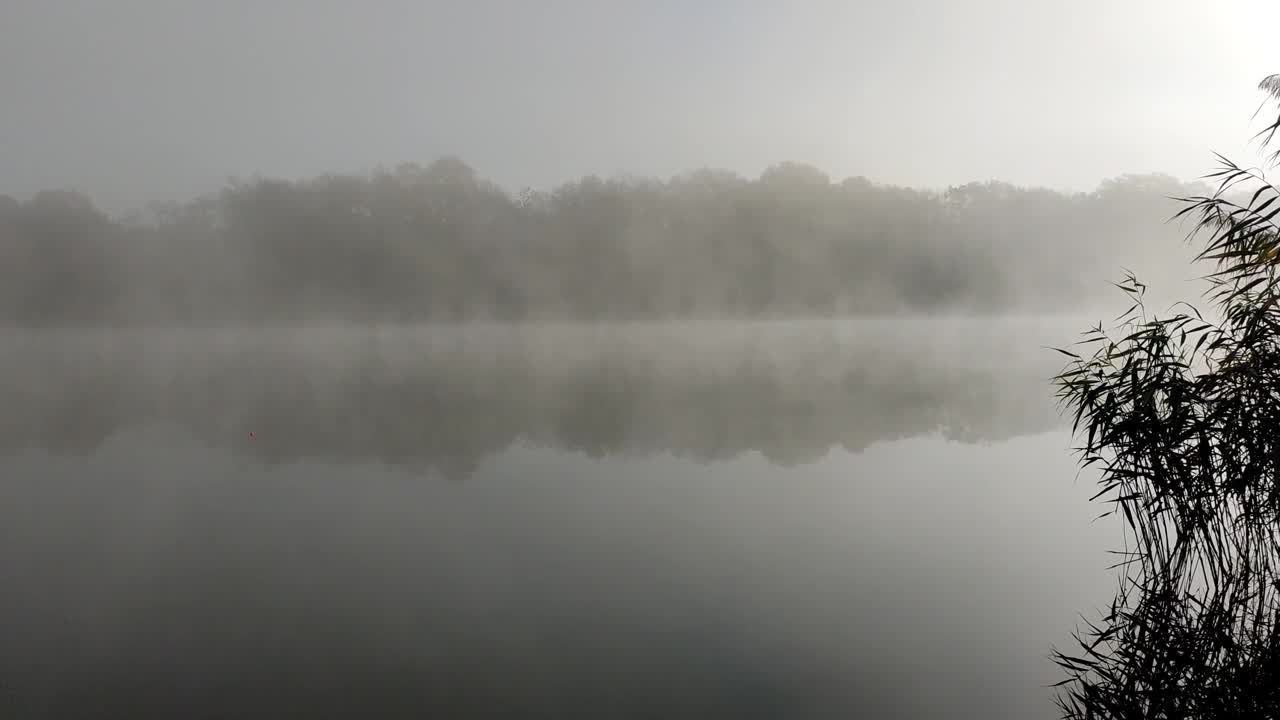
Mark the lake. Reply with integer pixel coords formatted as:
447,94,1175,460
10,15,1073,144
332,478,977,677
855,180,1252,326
0,318,1118,718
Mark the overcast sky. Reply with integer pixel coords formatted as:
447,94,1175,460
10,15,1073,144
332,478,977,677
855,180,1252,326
2,0,1278,211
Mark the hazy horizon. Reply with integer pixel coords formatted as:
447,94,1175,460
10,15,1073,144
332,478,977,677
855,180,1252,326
0,162,1225,217
3,0,1277,213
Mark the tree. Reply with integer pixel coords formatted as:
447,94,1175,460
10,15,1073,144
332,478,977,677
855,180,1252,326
1051,74,1280,718
0,154,1207,326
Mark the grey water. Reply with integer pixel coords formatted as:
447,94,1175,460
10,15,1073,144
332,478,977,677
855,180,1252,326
0,317,1117,719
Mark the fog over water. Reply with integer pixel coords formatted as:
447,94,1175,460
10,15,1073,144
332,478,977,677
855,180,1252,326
6,0,1276,716
1,318,1116,718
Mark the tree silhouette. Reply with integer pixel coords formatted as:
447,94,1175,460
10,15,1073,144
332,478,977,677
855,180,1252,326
0,162,1206,327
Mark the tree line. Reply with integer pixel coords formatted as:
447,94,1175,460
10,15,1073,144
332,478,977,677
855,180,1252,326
0,158,1203,326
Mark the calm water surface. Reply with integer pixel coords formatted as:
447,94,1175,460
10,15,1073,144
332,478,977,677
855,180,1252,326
0,318,1117,718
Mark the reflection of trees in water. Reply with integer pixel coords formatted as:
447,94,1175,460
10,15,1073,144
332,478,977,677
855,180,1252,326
0,324,1064,477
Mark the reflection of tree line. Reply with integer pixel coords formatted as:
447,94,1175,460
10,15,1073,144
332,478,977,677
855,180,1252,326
0,327,1064,477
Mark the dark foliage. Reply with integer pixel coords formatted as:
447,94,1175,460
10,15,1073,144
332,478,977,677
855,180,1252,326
1052,74,1280,718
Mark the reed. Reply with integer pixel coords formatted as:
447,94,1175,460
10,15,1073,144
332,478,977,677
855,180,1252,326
1051,74,1280,718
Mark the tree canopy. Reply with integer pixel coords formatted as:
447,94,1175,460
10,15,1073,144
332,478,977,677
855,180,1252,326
0,159,1201,327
